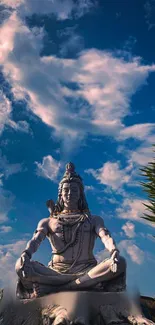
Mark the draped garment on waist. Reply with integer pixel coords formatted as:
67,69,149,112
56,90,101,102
48,259,97,275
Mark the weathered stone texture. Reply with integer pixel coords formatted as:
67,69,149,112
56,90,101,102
0,291,154,325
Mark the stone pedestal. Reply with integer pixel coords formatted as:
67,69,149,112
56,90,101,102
0,291,154,325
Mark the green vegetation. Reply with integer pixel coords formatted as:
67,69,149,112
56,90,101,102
140,145,155,226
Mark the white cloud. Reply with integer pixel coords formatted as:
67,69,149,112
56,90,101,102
118,141,155,171
116,142,155,194
0,90,31,136
119,123,155,141
0,240,27,289
0,0,24,9
0,92,12,135
0,12,20,64
139,232,155,242
1,0,96,20
129,145,155,166
118,240,144,265
0,225,12,233
84,185,95,192
0,151,22,227
0,5,155,148
85,185,95,191
122,221,136,238
144,0,155,30
125,244,144,265
58,24,84,57
0,174,3,187
0,150,22,179
0,188,15,224
35,155,61,182
8,120,31,134
85,161,131,190
96,239,145,265
123,36,137,52
117,198,155,227
95,249,109,262
59,33,84,57
71,50,155,132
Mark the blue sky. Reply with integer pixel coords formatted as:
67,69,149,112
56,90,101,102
0,0,155,296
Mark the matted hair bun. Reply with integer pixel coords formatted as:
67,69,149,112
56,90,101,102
53,162,89,214
59,162,84,189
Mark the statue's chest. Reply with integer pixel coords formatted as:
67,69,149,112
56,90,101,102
49,218,62,234
49,217,93,245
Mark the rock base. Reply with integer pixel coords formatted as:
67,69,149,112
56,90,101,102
0,291,154,325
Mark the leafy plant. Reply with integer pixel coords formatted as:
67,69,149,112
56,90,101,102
140,145,155,225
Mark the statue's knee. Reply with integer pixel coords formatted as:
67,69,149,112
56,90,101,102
15,258,23,277
119,256,126,272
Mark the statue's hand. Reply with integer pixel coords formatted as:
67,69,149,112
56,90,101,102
20,251,30,266
110,249,119,273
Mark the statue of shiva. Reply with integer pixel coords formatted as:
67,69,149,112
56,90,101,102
15,163,126,299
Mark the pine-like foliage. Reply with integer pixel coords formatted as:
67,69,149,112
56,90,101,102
140,145,155,224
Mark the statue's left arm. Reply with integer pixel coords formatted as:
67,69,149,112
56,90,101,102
93,215,119,261
93,215,120,272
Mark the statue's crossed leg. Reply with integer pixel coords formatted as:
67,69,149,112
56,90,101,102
60,256,126,291
15,255,126,298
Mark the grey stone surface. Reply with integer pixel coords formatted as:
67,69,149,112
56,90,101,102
0,291,154,325
15,163,126,299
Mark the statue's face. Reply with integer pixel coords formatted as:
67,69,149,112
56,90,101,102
62,182,80,209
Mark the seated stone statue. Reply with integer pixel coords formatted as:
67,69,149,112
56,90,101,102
15,163,126,299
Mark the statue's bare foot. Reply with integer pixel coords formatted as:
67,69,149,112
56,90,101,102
16,279,34,300
33,283,56,297
100,304,154,325
53,306,70,325
42,305,70,325
127,314,154,325
53,315,69,325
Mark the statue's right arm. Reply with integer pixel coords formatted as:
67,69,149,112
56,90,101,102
23,218,49,259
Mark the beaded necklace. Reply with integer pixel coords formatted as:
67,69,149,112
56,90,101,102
51,212,92,273
58,213,85,248
52,213,89,255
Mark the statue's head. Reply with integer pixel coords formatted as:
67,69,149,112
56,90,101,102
54,162,89,214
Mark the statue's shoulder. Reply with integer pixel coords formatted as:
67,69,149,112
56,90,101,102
37,218,50,230
90,215,105,226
